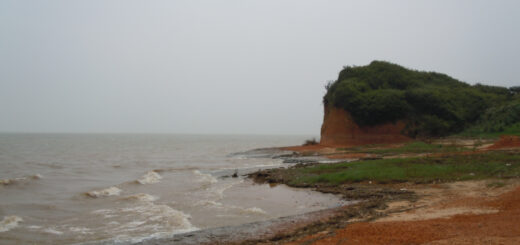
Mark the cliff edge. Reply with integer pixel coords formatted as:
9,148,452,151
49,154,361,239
320,105,410,146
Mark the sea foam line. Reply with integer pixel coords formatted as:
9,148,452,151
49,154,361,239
0,215,23,232
85,186,122,198
194,200,268,216
0,174,42,186
89,202,198,244
136,171,162,184
120,193,158,202
193,170,218,184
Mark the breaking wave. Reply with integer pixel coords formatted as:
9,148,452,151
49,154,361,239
194,200,224,207
0,215,23,232
212,179,243,200
241,207,267,215
152,166,199,173
43,227,64,235
193,170,218,184
136,171,162,184
194,200,267,216
90,202,198,243
85,186,122,198
120,193,158,202
0,174,42,186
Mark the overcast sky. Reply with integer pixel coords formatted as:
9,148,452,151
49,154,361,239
1,0,519,135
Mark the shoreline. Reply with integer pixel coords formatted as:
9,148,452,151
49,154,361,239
130,137,519,244
131,146,411,245
127,148,368,245
135,205,347,245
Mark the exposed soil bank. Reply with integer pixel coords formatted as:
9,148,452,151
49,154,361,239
287,180,520,245
320,105,411,146
486,135,520,150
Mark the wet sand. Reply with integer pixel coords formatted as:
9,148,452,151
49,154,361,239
135,205,346,245
286,179,520,245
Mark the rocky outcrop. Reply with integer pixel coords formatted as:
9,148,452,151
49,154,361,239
320,105,411,146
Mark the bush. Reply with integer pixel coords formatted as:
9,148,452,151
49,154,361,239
462,98,520,136
303,138,318,146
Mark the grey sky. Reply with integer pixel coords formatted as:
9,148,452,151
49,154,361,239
1,0,519,135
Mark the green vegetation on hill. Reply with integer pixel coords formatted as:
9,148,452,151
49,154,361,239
461,98,520,137
323,61,518,137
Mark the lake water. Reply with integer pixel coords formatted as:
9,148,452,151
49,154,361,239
0,134,346,244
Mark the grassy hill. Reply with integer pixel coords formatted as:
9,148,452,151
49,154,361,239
323,61,518,137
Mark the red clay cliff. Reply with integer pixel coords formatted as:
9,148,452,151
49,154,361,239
320,105,411,146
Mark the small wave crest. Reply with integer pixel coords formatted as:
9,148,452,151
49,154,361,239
193,170,218,184
120,193,158,202
152,166,198,173
240,207,267,215
136,171,162,184
85,186,122,198
194,200,267,216
194,200,224,207
90,202,198,243
213,179,243,200
0,174,42,186
43,227,63,235
0,215,23,232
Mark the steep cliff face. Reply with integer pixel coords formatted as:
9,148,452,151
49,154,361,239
320,105,411,146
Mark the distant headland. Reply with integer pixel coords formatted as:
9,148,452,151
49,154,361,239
320,61,519,146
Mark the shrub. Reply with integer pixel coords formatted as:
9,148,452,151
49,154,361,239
303,138,319,146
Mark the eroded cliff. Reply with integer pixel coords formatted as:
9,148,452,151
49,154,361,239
320,105,411,146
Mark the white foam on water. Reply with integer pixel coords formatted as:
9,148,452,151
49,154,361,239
0,215,23,232
152,166,199,173
120,193,158,202
241,207,267,215
43,227,63,235
91,209,119,219
194,199,267,216
212,179,243,200
89,201,198,243
0,174,42,186
91,209,112,215
85,186,122,198
193,170,218,184
107,221,120,226
194,200,224,207
136,171,162,184
69,226,92,234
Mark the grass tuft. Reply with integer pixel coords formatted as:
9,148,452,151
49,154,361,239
286,151,520,185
